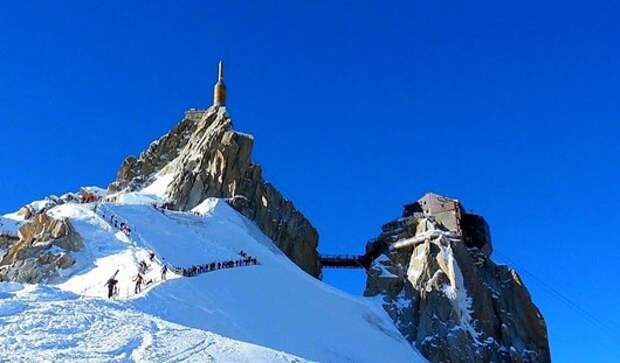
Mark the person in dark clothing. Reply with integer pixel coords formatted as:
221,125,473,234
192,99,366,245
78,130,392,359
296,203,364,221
133,273,144,294
138,260,149,274
105,278,118,298
149,252,155,262
105,270,120,298
161,265,168,280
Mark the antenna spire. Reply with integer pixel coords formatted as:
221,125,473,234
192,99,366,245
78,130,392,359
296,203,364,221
213,61,227,107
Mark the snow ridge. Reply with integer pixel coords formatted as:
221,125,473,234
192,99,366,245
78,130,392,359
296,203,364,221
1,186,426,362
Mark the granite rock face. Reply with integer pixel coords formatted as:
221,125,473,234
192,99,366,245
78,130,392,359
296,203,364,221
108,111,202,193
364,193,550,363
0,212,82,283
109,107,321,277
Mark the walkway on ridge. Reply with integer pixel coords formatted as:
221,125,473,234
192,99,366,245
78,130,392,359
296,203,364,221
319,254,373,270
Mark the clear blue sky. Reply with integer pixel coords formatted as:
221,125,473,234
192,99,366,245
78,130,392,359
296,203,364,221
1,1,618,361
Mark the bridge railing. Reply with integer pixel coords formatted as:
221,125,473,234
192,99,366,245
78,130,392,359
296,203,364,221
319,254,370,269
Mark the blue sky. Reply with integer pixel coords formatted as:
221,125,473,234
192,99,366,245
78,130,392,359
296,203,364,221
1,1,619,361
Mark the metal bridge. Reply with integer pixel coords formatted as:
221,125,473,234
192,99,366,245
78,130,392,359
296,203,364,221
319,254,372,269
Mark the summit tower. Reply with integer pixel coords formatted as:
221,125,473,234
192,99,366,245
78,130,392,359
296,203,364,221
213,61,226,107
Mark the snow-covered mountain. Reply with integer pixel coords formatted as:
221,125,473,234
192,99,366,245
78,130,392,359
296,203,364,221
0,182,425,362
1,104,549,362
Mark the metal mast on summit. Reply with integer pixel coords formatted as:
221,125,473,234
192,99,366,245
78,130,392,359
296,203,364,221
213,61,226,107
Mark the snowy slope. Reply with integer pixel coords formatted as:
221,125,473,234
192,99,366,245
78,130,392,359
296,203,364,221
1,189,425,362
0,216,21,237
0,283,309,363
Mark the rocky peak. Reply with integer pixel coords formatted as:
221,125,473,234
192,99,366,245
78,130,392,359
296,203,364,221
364,193,549,363
0,211,82,283
109,110,202,193
108,106,321,277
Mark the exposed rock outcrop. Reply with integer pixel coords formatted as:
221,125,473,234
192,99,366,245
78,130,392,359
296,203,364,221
364,193,549,363
109,107,321,277
0,212,82,283
109,111,202,193
0,234,19,256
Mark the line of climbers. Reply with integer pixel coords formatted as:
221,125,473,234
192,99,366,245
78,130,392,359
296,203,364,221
104,253,164,299
170,251,259,278
153,203,203,217
94,204,132,236
96,204,260,299
104,250,259,299
152,202,175,214
96,202,203,237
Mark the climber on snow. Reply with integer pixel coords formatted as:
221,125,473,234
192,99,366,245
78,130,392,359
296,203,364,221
105,270,120,298
138,260,150,274
133,273,144,294
161,265,168,280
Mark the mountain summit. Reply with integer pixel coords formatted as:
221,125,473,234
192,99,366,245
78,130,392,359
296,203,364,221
108,105,321,278
363,193,550,362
